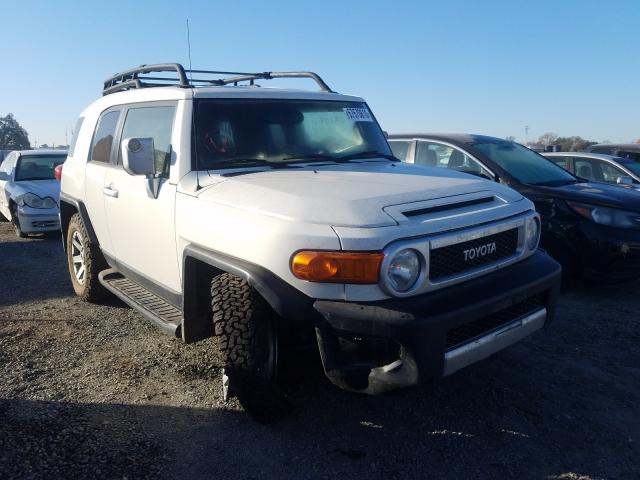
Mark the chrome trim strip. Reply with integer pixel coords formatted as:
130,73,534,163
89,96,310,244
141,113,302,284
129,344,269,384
442,307,546,377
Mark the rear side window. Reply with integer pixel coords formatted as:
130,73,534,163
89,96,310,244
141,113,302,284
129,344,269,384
89,110,121,163
618,151,640,162
117,105,176,176
68,117,84,157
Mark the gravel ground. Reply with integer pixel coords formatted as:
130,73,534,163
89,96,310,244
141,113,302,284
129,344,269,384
0,221,638,479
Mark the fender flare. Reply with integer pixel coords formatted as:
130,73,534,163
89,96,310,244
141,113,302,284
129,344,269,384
181,244,316,343
58,193,99,251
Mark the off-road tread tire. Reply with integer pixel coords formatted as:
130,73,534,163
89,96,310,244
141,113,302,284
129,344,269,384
211,273,290,423
66,213,109,303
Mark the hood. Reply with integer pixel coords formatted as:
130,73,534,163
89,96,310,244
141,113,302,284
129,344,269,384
530,181,640,212
11,179,61,201
198,162,523,227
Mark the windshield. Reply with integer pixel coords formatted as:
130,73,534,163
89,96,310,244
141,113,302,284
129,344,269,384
617,158,640,177
194,99,391,169
14,155,66,181
473,141,577,185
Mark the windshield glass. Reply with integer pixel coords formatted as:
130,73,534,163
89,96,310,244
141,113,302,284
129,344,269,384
473,141,577,185
194,99,391,169
14,155,66,181
617,158,640,177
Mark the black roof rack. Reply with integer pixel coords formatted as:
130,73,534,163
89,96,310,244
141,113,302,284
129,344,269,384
103,63,334,96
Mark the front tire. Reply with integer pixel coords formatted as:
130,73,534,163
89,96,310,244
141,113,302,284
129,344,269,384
10,204,26,238
211,273,290,423
66,213,108,302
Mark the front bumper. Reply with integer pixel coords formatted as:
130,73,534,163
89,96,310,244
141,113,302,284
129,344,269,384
313,249,561,394
574,222,640,282
17,207,60,233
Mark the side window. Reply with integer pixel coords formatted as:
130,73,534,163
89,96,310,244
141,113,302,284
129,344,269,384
549,157,570,170
574,158,599,182
0,153,15,174
89,110,121,163
68,117,84,157
618,151,640,162
389,141,411,161
117,105,176,176
598,161,627,183
416,141,491,177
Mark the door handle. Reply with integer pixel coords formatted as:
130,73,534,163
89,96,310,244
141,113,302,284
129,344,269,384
103,186,119,198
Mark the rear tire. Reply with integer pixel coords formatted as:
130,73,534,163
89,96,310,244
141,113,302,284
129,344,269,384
211,272,290,423
66,213,109,302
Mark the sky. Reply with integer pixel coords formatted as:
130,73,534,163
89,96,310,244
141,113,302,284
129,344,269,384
0,0,638,147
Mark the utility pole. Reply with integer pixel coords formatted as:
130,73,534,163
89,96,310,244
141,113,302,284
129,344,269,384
524,126,529,145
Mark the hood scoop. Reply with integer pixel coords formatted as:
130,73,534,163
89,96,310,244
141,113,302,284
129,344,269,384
403,196,495,218
385,192,510,225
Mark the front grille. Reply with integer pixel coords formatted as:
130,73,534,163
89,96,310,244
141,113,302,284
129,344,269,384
429,228,518,280
446,294,544,350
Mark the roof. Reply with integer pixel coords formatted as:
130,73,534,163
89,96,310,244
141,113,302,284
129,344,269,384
590,143,640,150
17,149,68,155
387,133,503,145
543,152,622,160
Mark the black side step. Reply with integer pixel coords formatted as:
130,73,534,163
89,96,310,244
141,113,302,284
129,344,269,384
98,268,183,337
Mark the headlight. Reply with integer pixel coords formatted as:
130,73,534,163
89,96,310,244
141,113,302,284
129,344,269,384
17,193,57,209
385,249,421,293
524,215,541,251
568,202,640,230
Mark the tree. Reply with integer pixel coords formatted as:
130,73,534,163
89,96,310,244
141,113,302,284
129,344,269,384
505,135,516,142
538,132,559,147
0,114,30,150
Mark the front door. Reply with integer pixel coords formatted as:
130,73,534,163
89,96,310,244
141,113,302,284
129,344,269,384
102,103,181,296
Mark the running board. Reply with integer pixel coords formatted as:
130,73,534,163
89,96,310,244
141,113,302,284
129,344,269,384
98,268,183,337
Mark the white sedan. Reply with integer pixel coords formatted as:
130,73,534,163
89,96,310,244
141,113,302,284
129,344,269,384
0,150,67,237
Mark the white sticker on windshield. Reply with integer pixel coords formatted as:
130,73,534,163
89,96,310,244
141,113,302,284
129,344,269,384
344,107,373,122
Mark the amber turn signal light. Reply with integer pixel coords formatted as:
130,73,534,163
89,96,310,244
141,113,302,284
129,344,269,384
291,251,383,284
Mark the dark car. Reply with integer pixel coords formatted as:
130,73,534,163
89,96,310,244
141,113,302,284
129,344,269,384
543,152,640,191
389,134,640,283
587,143,640,162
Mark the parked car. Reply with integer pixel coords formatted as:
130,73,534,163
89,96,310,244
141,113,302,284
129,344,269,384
0,149,67,237
389,134,640,283
58,64,561,421
587,143,640,162
543,152,640,191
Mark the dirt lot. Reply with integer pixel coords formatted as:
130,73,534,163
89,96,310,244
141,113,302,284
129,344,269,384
0,221,638,480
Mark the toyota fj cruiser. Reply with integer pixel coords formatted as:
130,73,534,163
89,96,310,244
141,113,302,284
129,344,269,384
59,63,561,421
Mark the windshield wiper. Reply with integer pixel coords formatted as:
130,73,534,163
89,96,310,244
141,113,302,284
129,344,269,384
206,158,292,169
281,153,342,163
528,179,579,187
338,150,400,162
283,151,399,163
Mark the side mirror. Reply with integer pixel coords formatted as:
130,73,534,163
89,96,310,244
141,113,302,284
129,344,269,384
122,137,156,176
616,176,634,186
0,172,8,181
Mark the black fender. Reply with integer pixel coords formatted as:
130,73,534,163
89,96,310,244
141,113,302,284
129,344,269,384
181,244,317,343
58,192,99,251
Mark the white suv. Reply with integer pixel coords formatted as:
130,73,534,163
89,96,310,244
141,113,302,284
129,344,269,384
59,63,561,421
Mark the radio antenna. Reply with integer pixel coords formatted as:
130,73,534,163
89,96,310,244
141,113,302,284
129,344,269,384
186,19,193,81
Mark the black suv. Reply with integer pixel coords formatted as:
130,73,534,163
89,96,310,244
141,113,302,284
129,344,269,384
587,143,640,162
389,134,640,283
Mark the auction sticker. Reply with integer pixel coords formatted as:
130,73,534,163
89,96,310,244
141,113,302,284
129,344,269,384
344,107,373,122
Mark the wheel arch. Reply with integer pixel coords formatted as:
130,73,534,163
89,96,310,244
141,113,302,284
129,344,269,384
59,193,98,252
181,244,316,344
